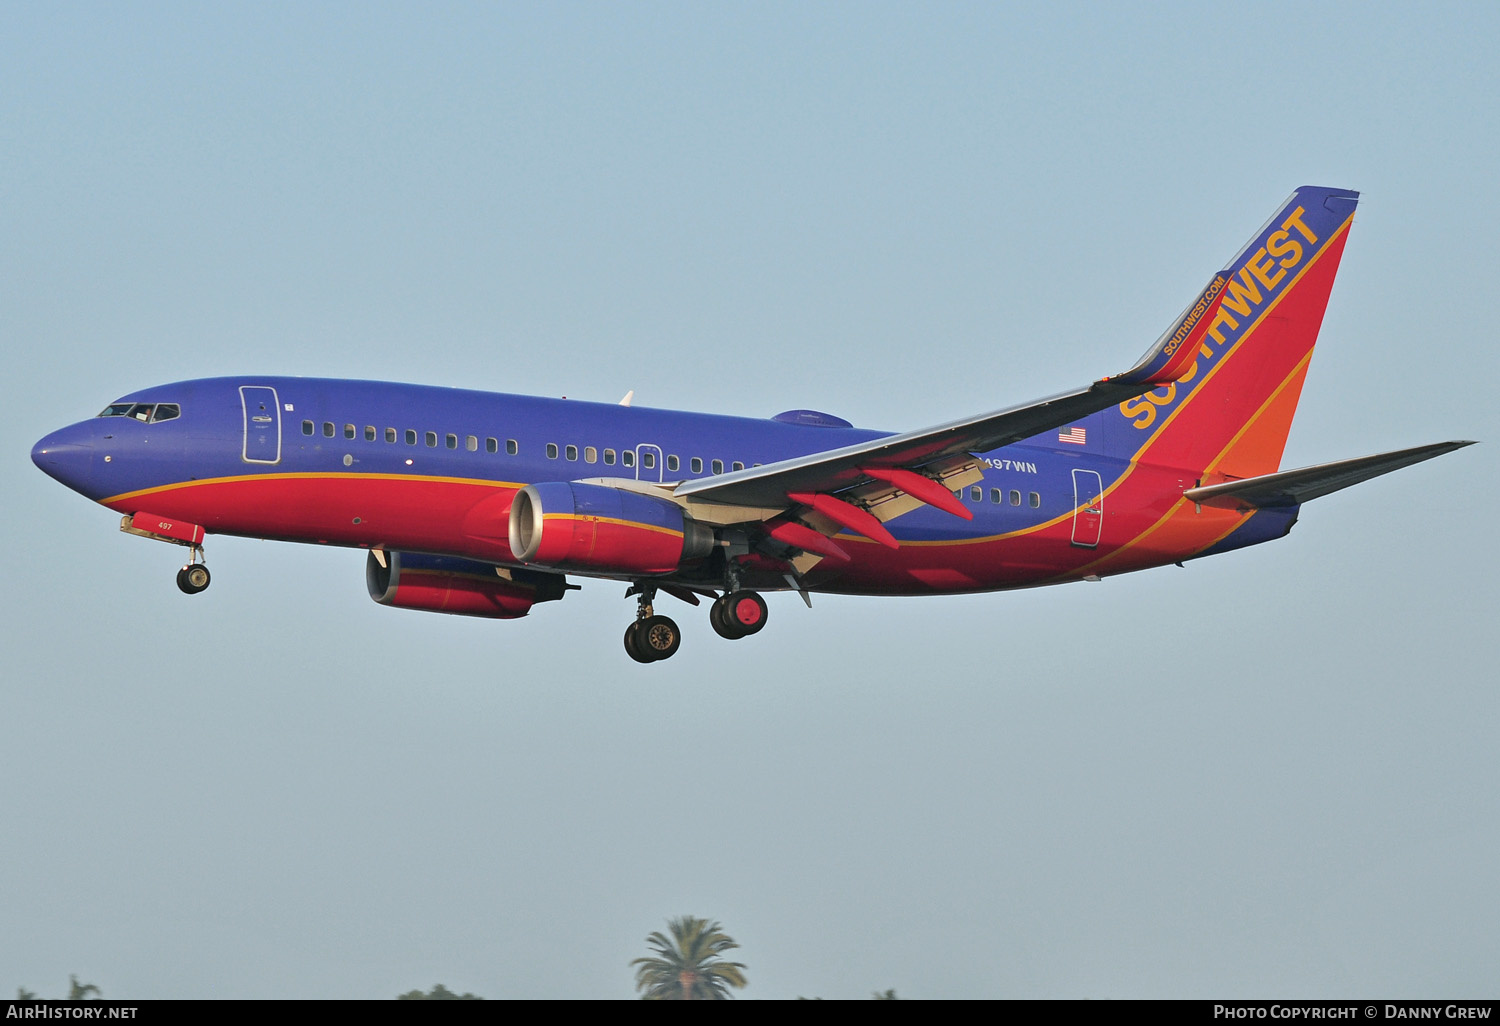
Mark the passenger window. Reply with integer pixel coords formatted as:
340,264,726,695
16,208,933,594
565,444,578,461
323,422,335,437
712,459,724,475
733,461,744,471
344,424,356,439
405,429,417,445
691,457,702,474
667,455,679,472
622,450,635,468
485,437,497,453
446,433,458,449
642,452,656,469
302,420,314,436
547,443,558,459
425,431,438,448
971,486,983,501
990,488,1002,504
1010,490,1021,506
506,439,518,455
364,426,376,441
465,435,477,451
1029,492,1041,508
604,449,616,465
584,446,597,464
385,428,397,443
151,404,180,423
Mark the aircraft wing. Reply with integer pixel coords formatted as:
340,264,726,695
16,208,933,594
675,380,1139,508
1182,441,1476,510
676,270,1229,512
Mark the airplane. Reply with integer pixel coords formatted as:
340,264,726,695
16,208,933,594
31,186,1474,663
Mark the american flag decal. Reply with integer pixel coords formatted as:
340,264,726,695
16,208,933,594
1059,426,1087,445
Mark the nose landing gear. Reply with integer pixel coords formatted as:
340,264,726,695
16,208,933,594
176,559,211,595
120,514,212,596
175,545,211,594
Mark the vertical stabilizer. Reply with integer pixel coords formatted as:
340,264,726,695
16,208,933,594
1103,186,1359,481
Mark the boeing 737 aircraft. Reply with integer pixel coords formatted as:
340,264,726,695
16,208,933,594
32,186,1473,662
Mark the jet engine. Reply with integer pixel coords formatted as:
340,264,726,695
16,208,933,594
366,551,567,619
508,482,713,575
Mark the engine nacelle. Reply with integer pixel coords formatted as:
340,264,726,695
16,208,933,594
366,551,566,619
508,482,713,574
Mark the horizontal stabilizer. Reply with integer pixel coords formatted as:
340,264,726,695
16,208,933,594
1182,441,1476,510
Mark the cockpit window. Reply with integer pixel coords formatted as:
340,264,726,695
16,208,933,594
98,402,180,423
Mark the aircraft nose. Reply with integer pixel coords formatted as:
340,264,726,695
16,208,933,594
32,426,97,494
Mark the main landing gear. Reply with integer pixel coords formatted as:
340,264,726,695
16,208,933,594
175,546,211,595
624,583,682,663
622,577,770,663
710,590,768,640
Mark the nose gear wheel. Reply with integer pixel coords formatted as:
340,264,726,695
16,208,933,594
176,563,211,594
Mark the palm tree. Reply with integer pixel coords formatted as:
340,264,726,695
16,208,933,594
630,916,748,1000
66,976,101,1000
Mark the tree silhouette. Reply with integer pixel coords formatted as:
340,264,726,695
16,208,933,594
631,916,748,1000
66,977,100,1000
396,983,481,999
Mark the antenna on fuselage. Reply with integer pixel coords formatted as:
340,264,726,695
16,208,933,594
618,390,634,407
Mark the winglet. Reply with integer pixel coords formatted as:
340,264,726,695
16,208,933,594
1107,270,1232,386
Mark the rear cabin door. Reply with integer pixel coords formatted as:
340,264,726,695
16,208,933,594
1070,468,1103,548
240,385,282,464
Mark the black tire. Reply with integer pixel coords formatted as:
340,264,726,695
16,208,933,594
177,564,211,595
624,621,653,663
723,590,768,636
710,595,747,640
636,615,682,661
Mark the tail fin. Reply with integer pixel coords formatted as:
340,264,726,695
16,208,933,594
1104,186,1360,480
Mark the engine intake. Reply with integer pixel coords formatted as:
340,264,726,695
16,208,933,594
366,551,566,619
508,482,713,575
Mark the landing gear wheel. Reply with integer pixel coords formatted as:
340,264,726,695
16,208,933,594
712,590,767,639
632,614,682,662
624,621,653,664
176,564,211,595
710,595,742,639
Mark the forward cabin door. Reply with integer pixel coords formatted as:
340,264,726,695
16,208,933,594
1070,468,1103,548
240,385,282,464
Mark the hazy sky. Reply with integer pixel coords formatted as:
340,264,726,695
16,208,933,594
3,1,1496,1000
